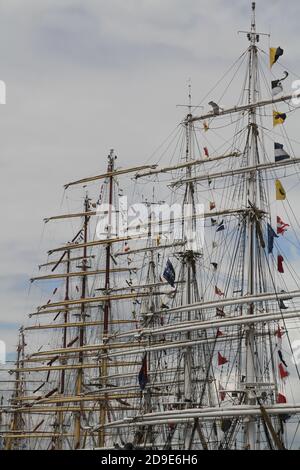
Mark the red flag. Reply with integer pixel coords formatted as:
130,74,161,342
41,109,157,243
209,201,216,210
277,216,289,235
124,243,130,252
204,147,209,157
215,286,224,297
218,352,228,366
279,363,289,379
274,327,284,338
278,255,284,273
276,393,287,404
216,328,224,337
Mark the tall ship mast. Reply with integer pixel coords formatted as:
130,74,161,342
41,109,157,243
1,2,300,450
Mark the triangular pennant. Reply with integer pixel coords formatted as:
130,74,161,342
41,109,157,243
275,179,286,200
267,223,279,253
273,110,287,127
215,286,224,297
272,71,288,96
204,147,209,157
274,327,284,339
279,362,289,379
278,350,288,368
218,352,228,366
276,393,287,404
278,254,284,273
216,220,224,232
277,216,289,235
270,47,284,67
275,142,290,162
163,259,176,287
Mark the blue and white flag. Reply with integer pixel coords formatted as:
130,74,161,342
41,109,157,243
275,142,290,162
267,223,279,254
216,220,224,232
163,259,175,287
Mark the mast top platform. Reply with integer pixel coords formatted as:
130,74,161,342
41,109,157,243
238,2,269,44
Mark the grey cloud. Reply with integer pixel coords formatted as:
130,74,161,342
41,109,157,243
0,0,300,358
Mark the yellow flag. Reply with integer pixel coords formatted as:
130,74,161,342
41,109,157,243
276,179,286,200
270,47,284,67
203,121,209,132
273,110,286,127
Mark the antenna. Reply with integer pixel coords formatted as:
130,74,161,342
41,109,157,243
176,79,204,111
238,1,270,43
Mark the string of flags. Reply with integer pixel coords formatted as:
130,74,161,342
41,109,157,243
270,47,288,129
275,322,288,402
272,146,291,388
199,46,291,394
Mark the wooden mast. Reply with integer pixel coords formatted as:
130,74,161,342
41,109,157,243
99,149,115,447
52,250,70,449
244,2,259,449
5,332,25,450
74,196,89,449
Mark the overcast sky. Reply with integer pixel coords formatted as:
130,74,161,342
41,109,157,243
1,0,300,354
